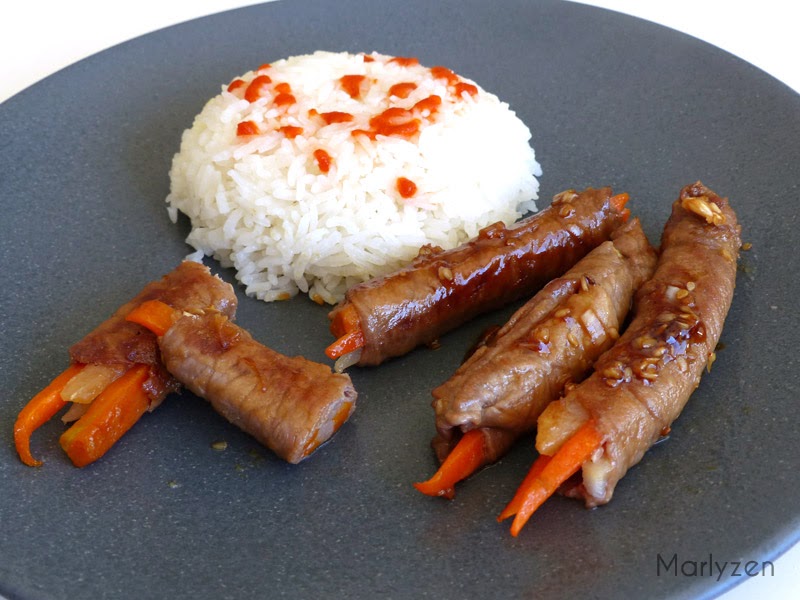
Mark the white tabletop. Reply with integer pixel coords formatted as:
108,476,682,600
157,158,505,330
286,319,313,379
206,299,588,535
2,1,797,598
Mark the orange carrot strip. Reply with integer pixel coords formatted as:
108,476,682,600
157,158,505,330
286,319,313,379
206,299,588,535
14,363,87,467
413,429,486,499
125,299,179,336
496,453,552,522
326,304,365,359
59,364,152,467
610,192,631,221
325,330,365,360
330,304,360,338
508,421,603,536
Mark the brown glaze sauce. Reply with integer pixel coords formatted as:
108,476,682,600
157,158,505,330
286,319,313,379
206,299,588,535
599,283,706,387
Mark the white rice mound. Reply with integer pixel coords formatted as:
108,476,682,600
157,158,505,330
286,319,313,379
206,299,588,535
167,50,542,304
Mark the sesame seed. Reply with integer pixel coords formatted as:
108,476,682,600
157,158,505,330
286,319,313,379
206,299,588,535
676,288,690,299
532,328,550,344
554,308,571,318
636,336,657,349
681,196,727,225
558,204,575,218
438,266,454,281
686,281,696,291
567,332,579,347
553,190,579,204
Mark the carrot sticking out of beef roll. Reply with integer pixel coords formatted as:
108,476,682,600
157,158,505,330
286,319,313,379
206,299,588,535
414,218,657,498
127,300,357,464
14,261,237,467
501,182,741,536
326,187,632,368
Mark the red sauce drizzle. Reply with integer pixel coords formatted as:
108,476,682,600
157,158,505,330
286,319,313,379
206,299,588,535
369,107,420,138
314,149,333,173
390,57,420,67
274,92,296,107
274,82,292,94
256,63,271,73
352,107,421,140
454,82,478,97
227,79,246,93
318,111,354,124
362,54,375,63
236,121,260,136
339,74,367,99
430,66,459,85
279,125,303,139
396,177,417,198
412,95,442,116
389,82,418,99
244,75,272,102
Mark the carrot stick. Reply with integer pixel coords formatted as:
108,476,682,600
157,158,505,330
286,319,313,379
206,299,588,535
326,304,365,359
413,429,486,499
507,421,603,536
496,453,552,522
59,364,152,467
14,363,86,467
125,299,179,336
325,330,365,360
610,192,631,221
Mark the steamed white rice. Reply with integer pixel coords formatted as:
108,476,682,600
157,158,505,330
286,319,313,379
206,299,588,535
167,50,542,304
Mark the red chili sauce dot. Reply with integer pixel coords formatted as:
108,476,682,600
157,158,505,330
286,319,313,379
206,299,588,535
454,82,478,97
389,82,418,99
412,95,442,117
244,75,272,102
339,74,367,99
236,121,260,136
274,92,296,107
319,111,354,125
227,79,246,93
279,126,303,139
390,56,420,67
256,63,271,72
369,107,420,138
362,54,375,63
430,66,459,85
314,149,333,173
396,177,417,198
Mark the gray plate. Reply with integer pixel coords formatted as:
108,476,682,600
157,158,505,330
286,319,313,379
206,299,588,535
1,1,798,599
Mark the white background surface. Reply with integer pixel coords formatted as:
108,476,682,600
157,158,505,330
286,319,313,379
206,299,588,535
2,1,797,598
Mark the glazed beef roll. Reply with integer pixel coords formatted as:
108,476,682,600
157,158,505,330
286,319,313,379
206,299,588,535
327,187,632,367
535,182,741,508
432,218,657,464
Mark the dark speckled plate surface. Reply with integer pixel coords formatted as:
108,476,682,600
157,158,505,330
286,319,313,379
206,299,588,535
1,1,798,598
